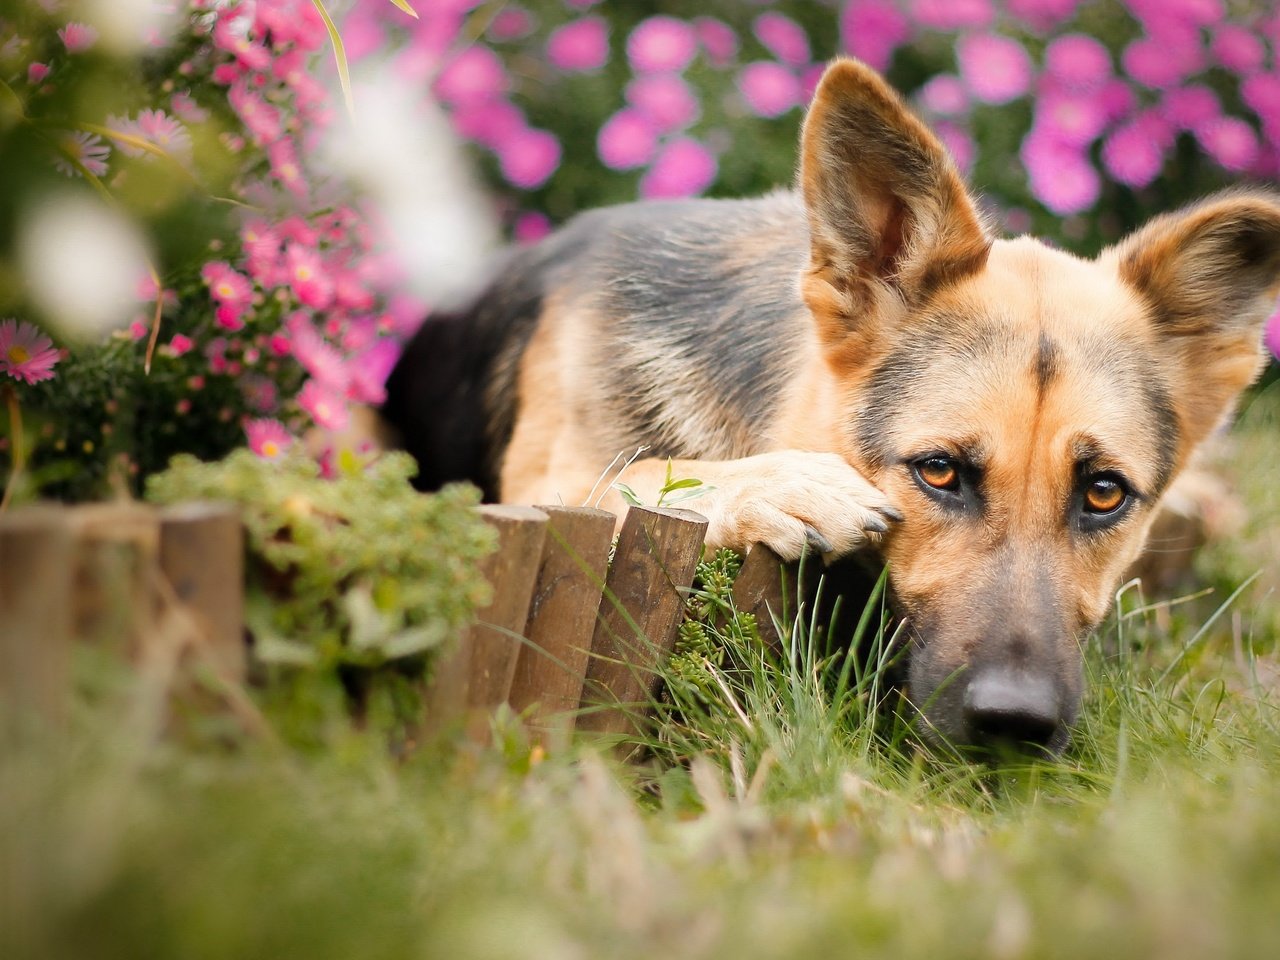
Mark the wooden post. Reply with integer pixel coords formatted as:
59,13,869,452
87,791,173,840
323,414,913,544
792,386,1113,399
577,506,708,740
0,506,74,729
157,502,246,682
731,544,820,654
424,505,548,742
508,505,615,746
69,503,161,662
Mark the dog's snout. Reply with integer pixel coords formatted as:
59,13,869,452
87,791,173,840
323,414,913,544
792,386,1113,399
962,666,1063,752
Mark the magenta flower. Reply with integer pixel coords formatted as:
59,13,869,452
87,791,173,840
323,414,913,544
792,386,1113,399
1044,35,1110,92
1266,308,1280,361
597,108,658,170
212,14,271,72
53,131,110,178
0,320,59,385
919,75,969,116
738,62,802,118
753,13,810,67
627,16,697,73
935,121,975,174
1101,115,1172,188
133,108,192,158
298,380,349,432
626,73,700,133
287,314,349,390
547,17,609,72
498,127,561,189
910,0,993,30
1122,32,1203,89
1160,86,1221,130
27,62,49,84
840,0,910,71
435,47,509,104
451,97,525,149
245,418,293,460
203,261,253,307
58,21,98,53
168,334,195,357
215,304,247,332
1007,0,1080,28
1195,117,1259,172
640,138,717,199
695,18,738,67
171,91,209,124
1242,74,1280,133
489,8,534,42
514,212,552,245
1097,79,1138,122
958,35,1032,105
285,243,334,310
268,139,308,197
1036,89,1108,146
1022,134,1100,214
1211,25,1264,73
230,83,284,145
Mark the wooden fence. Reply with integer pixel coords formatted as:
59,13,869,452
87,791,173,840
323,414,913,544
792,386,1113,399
0,501,802,746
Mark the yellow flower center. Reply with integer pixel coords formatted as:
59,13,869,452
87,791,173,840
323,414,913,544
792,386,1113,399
262,440,279,458
295,266,312,281
7,345,30,364
216,282,235,298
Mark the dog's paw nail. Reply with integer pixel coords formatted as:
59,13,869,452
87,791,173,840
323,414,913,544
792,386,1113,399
803,524,834,554
865,515,889,535
880,505,905,523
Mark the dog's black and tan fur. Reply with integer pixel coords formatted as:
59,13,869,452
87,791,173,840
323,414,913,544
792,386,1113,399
382,59,1280,753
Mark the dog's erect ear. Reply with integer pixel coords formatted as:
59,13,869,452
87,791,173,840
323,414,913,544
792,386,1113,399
799,58,990,350
1107,189,1280,451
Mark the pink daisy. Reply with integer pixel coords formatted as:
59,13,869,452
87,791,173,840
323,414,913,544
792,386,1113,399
597,108,658,170
627,16,698,73
1160,85,1221,130
753,12,810,67
136,108,192,158
1211,24,1264,73
1036,90,1108,146
626,73,700,133
514,212,552,245
58,21,98,53
695,18,738,67
1043,35,1111,92
27,63,50,84
1006,0,1080,30
919,75,969,116
1021,134,1100,214
285,243,334,310
738,62,802,118
958,34,1032,105
935,121,975,174
547,17,609,72
53,130,110,178
168,334,195,357
910,0,993,30
1101,115,1171,187
245,418,293,460
450,97,525,149
1122,32,1203,89
640,138,717,199
435,47,509,104
1266,307,1280,361
497,128,561,189
1195,117,1259,172
489,8,534,42
0,319,59,385
202,261,254,307
840,0,910,72
268,139,308,198
297,380,349,432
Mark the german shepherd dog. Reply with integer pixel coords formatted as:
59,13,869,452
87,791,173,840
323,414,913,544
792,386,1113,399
381,59,1280,753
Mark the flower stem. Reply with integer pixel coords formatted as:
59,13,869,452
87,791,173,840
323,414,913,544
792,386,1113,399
0,384,24,514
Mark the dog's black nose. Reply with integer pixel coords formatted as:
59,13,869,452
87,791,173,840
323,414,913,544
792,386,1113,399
962,666,1062,751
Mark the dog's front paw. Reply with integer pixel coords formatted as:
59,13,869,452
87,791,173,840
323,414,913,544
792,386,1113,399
705,451,901,561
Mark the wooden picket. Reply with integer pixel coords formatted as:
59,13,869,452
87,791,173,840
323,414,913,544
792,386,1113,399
0,499,799,748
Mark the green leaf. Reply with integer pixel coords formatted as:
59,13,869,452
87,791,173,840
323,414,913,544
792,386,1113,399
384,0,419,17
310,0,355,117
613,483,644,507
661,477,704,493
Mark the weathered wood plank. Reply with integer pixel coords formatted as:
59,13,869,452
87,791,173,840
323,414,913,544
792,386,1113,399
0,506,74,729
425,504,549,741
69,503,161,661
509,505,615,745
577,506,708,740
731,544,821,654
158,501,246,682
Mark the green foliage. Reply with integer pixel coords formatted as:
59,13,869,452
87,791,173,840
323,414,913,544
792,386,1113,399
145,449,495,740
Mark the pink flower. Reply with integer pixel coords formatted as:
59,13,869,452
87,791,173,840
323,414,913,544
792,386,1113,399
346,340,400,406
958,35,1032,105
695,18,738,67
935,121,975,174
626,73,700,133
627,16,697,73
53,131,110,178
202,261,253,307
1006,0,1080,30
128,319,148,341
1211,24,1264,73
1265,307,1280,361
216,304,247,332
0,320,59,385
497,127,561,188
1097,78,1138,122
171,91,209,124
489,8,534,42
1242,73,1280,130
919,75,969,116
1101,115,1172,187
287,314,348,390
753,13,810,66
245,418,293,460
514,212,552,245
1022,134,1100,214
597,108,658,170
58,21,98,53
27,62,49,84
241,218,281,271
168,334,194,357
840,0,910,72
1044,35,1111,92
1035,90,1108,146
212,15,271,72
230,83,283,145
298,380,349,431
910,0,993,30
640,138,717,199
132,108,192,158
450,97,524,149
285,243,334,310
547,17,609,72
435,47,509,104
1195,117,1259,172
1122,32,1203,89
738,62,802,118
268,139,308,197
1160,85,1220,130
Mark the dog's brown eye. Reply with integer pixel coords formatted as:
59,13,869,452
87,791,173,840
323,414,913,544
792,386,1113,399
1084,477,1125,514
917,457,960,492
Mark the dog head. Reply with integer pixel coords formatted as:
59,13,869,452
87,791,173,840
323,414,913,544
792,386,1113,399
799,59,1280,754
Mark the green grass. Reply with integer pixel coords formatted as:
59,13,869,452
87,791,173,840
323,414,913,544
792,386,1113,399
4,389,1279,960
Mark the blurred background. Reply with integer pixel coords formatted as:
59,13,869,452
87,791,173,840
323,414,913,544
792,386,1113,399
1,0,1278,501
